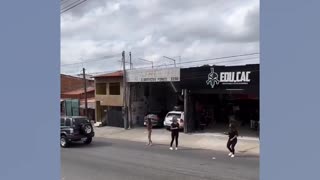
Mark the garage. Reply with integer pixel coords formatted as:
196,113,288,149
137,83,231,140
127,68,183,127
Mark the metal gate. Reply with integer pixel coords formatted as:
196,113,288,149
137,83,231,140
107,107,124,128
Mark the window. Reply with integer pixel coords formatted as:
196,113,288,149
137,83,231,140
166,113,182,119
73,118,89,126
109,82,120,95
65,119,72,126
60,118,65,126
96,83,107,95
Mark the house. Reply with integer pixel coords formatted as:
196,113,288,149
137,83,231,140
61,87,96,120
61,74,94,93
60,74,95,119
93,71,124,127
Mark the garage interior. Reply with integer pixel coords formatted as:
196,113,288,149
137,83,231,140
130,81,183,127
187,91,259,136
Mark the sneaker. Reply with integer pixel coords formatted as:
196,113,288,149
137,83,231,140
175,147,178,150
228,152,233,156
231,154,235,158
170,147,173,150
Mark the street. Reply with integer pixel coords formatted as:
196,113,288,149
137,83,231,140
61,137,259,180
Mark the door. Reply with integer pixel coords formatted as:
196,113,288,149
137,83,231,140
107,107,124,128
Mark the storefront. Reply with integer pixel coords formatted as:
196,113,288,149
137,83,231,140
126,67,182,127
180,64,259,133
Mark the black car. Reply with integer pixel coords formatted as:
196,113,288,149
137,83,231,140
60,116,95,148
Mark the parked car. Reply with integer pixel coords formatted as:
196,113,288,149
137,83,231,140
143,112,164,127
60,116,95,148
163,111,184,130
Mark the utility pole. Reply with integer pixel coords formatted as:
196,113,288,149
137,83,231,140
183,89,188,133
122,51,128,129
128,52,132,129
163,56,177,67
129,52,133,69
82,68,88,117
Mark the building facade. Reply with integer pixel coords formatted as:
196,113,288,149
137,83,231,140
94,71,124,127
180,64,259,133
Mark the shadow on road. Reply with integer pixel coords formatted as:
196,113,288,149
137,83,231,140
67,141,113,148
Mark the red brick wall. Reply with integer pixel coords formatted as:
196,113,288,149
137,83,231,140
61,90,95,100
61,74,94,93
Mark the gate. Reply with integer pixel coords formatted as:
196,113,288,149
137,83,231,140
107,107,124,128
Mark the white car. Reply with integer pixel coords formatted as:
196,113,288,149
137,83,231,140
163,111,184,130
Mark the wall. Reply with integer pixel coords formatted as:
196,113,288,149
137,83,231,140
94,77,123,107
61,74,94,93
61,90,95,99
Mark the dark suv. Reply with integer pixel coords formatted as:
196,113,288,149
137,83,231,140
60,116,95,148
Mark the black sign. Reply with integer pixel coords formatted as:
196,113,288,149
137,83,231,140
180,64,259,92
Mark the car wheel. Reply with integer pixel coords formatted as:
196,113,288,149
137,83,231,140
60,135,69,148
81,124,93,135
83,137,92,144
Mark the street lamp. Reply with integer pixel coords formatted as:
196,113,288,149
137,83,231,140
138,58,154,69
163,56,177,67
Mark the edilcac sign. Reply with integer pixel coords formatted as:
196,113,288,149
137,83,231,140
126,68,180,82
180,64,259,92
206,68,251,88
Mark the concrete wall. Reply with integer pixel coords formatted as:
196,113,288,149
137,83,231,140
94,76,124,124
94,77,123,107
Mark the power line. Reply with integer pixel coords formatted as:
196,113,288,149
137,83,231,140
61,0,88,14
62,53,259,76
174,53,259,66
86,59,259,80
61,54,121,67
133,53,259,69
61,0,74,6
61,0,81,10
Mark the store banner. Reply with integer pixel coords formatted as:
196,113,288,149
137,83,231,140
180,64,259,91
127,68,180,82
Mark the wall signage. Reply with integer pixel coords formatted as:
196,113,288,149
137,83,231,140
206,68,251,88
127,68,180,82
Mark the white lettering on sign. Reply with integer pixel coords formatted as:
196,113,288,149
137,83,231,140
220,71,251,83
127,68,180,82
207,68,251,88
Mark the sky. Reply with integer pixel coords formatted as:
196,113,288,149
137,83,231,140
61,0,259,75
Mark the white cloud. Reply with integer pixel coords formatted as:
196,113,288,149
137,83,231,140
61,0,259,74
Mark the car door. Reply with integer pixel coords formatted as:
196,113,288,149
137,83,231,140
61,117,71,134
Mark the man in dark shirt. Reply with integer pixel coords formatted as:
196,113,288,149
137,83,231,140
170,117,180,150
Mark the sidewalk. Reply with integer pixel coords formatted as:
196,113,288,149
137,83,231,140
94,126,260,156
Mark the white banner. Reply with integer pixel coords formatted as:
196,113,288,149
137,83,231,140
127,68,180,82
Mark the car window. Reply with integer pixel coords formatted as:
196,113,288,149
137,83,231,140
60,118,65,126
166,113,182,119
73,118,89,125
65,119,72,126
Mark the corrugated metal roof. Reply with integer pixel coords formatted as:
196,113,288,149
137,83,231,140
93,70,123,78
62,87,95,95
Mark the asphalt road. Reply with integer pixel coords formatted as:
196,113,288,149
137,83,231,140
61,137,259,180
